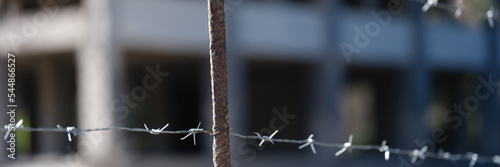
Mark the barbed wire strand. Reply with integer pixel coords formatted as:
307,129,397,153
3,119,500,166
1,2,499,166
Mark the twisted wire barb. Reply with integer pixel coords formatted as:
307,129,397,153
2,121,500,166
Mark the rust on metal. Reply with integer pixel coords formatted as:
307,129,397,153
207,0,231,166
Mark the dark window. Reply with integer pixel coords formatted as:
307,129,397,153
15,54,77,155
430,72,481,153
345,67,403,145
126,52,206,154
247,60,310,152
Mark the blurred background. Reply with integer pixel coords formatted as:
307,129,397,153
0,0,499,166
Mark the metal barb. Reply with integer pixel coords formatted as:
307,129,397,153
57,125,81,142
493,155,500,164
486,6,495,28
411,145,428,164
468,153,478,167
298,134,316,154
144,123,169,135
379,140,390,161
255,130,278,147
438,149,451,160
335,134,353,157
3,119,23,140
181,122,203,145
422,0,438,12
16,119,24,128
455,0,464,18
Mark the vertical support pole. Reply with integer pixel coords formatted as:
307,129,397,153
207,0,231,166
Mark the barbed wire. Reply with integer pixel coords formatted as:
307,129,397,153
3,119,500,166
411,0,499,28
0,0,496,166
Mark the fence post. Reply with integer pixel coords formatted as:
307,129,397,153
207,0,231,166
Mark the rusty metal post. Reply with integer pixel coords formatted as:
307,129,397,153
207,0,231,166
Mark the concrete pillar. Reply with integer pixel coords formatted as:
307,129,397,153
396,3,430,148
76,0,124,166
306,0,346,165
308,58,346,166
300,1,347,165
322,0,346,142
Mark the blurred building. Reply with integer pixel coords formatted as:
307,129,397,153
0,0,499,166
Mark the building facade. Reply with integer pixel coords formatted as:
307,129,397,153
0,0,499,166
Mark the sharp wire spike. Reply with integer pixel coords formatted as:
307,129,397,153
161,123,169,131
493,155,500,164
335,134,353,157
67,127,75,142
16,119,24,128
469,153,478,167
180,133,192,140
298,134,316,154
486,6,495,28
269,130,278,138
144,123,169,135
181,122,203,145
379,140,390,161
3,125,9,140
411,150,418,163
455,0,464,18
422,0,438,12
310,142,316,154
